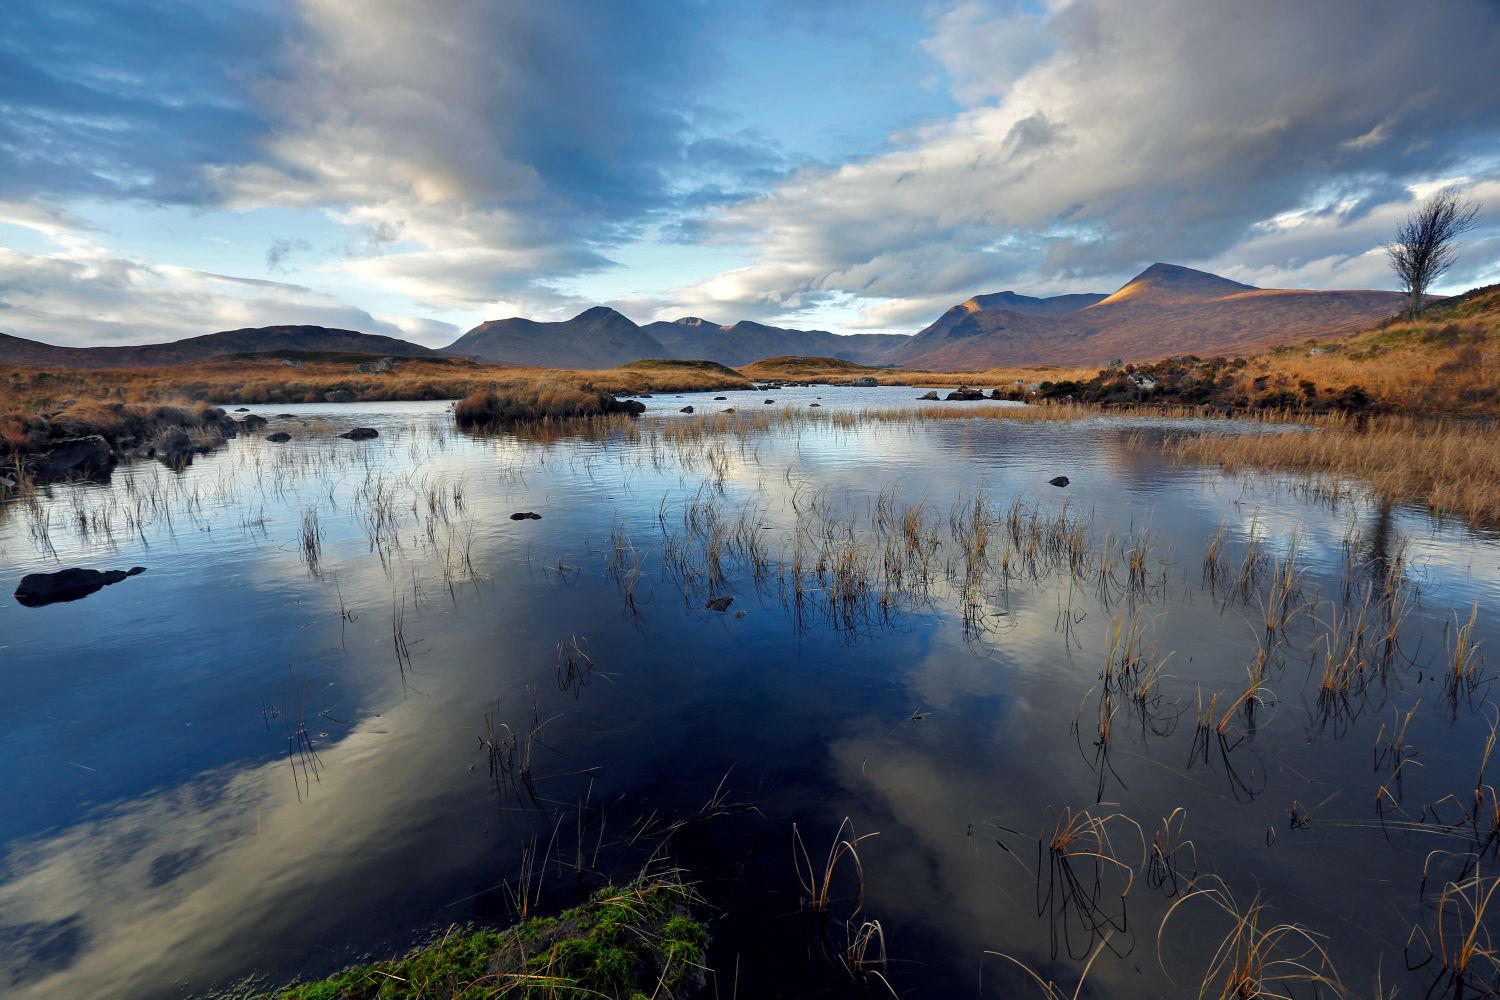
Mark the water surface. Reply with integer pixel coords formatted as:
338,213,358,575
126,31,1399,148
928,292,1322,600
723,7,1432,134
3,387,1498,997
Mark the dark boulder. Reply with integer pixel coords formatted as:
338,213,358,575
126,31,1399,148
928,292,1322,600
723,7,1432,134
35,435,114,479
944,387,985,401
809,403,821,407
704,596,735,612
509,511,543,521
276,413,296,419
338,427,379,441
266,432,292,443
613,399,647,414
918,390,940,400
1048,476,1070,488
764,399,775,404
679,406,695,414
713,396,728,401
240,414,269,429
234,407,249,412
15,566,145,607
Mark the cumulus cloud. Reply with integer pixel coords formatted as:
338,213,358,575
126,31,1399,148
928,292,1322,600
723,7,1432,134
207,0,782,313
667,0,1500,328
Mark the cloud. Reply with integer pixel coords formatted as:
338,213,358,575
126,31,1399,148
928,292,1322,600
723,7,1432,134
0,0,288,205
207,0,758,309
0,241,454,346
264,237,311,273
664,0,1500,328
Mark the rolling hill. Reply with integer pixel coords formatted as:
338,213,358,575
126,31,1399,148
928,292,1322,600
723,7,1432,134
893,264,1406,369
0,325,441,369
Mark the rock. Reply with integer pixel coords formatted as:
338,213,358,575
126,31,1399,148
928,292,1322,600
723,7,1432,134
15,566,145,608
324,389,356,403
944,386,985,401
764,399,775,404
276,413,296,419
679,405,695,413
724,407,736,413
154,429,193,455
809,403,821,407
338,427,379,440
509,511,543,521
1048,476,1070,488
713,396,728,401
35,435,113,479
234,407,249,412
918,390,940,400
240,414,269,429
613,399,647,415
704,596,734,612
989,389,1004,399
265,432,292,443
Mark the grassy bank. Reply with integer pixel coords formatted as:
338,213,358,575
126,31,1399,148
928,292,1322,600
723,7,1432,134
1024,285,1500,416
740,354,1094,390
241,876,707,1000
2,355,751,411
1162,413,1500,527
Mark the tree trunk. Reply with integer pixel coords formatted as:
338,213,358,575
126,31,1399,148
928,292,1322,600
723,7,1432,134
1408,286,1422,321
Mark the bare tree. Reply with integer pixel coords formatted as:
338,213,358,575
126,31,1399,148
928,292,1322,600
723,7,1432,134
1386,187,1481,319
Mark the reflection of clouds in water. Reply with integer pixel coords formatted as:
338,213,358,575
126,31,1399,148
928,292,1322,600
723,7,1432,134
0,696,474,999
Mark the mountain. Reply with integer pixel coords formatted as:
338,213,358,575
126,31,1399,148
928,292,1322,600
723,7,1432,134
893,264,1407,369
446,309,908,368
963,291,1109,315
0,326,441,369
445,307,669,368
641,317,907,367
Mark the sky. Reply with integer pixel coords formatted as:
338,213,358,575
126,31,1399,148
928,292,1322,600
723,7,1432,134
2,0,1499,348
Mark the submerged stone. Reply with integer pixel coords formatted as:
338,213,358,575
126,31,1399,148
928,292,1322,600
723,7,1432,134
14,567,146,608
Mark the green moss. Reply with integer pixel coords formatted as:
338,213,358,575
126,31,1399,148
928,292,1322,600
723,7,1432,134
250,879,706,1000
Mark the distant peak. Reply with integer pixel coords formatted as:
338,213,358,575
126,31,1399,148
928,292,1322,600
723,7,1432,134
1126,263,1256,290
672,316,718,327
1100,263,1258,305
574,305,628,321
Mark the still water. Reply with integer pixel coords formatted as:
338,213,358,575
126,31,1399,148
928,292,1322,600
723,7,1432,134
2,387,1498,997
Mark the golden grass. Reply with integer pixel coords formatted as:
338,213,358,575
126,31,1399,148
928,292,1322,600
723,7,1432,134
3,355,754,410
740,354,1095,389
1213,285,1500,414
1164,414,1500,526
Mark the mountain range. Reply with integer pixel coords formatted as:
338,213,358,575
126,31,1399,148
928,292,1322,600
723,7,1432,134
0,264,1408,372
892,264,1405,368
